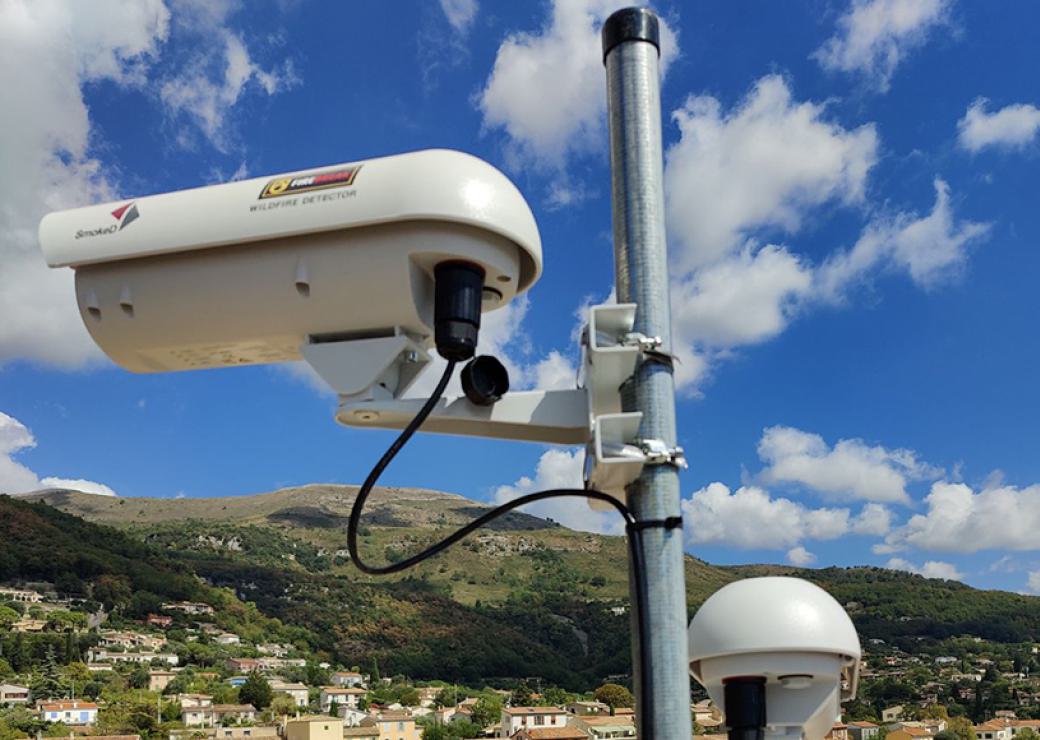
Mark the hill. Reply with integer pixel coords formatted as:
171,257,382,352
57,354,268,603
9,487,1040,686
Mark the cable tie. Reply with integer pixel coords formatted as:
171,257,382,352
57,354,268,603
627,516,683,532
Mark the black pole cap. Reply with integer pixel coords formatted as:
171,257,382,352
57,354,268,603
602,7,660,63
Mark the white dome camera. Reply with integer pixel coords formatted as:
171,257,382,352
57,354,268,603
39,149,541,390
688,577,861,740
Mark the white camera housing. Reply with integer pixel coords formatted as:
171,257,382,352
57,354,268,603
688,577,861,740
39,149,541,375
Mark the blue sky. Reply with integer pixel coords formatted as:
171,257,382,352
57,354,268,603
2,0,1039,594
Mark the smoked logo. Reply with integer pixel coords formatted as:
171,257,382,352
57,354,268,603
259,166,362,199
112,201,139,230
75,201,139,239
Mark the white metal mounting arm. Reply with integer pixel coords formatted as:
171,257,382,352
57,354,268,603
336,389,590,445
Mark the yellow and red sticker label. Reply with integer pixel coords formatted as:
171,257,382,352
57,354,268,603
258,166,362,199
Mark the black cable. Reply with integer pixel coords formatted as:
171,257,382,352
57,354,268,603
345,360,656,733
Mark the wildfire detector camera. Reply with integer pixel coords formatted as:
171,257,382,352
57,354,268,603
688,577,861,740
39,149,541,382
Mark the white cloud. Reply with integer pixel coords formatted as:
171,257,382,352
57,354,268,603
958,98,1040,153
665,75,878,269
757,425,940,504
1028,571,1040,595
851,502,894,536
439,0,478,34
787,546,817,567
886,557,962,581
817,179,991,295
478,0,677,170
0,412,117,496
159,29,296,150
493,449,623,535
0,0,169,368
885,481,1040,553
682,483,850,550
532,351,578,391
672,245,813,348
813,0,950,91
0,0,296,368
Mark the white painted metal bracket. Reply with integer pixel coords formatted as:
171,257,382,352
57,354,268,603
337,388,589,444
300,331,429,399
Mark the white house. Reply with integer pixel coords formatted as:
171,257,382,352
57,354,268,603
499,707,569,738
320,687,366,712
39,700,98,725
330,671,365,688
215,633,241,646
183,703,256,727
0,684,30,706
0,587,42,603
88,648,179,665
340,707,370,728
270,681,309,708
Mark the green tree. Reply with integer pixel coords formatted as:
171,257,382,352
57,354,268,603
30,646,66,701
397,687,420,707
948,716,977,740
268,694,298,717
470,696,501,728
594,683,634,711
239,672,273,710
0,605,18,628
510,681,533,707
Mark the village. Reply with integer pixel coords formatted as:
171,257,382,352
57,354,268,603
3,584,1040,740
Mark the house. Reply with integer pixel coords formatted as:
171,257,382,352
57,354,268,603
213,705,257,725
179,694,214,708
161,601,215,615
342,725,379,739
571,715,636,739
500,707,569,738
11,618,47,633
285,716,343,740
975,720,1014,740
847,721,881,740
257,643,291,657
827,723,849,740
882,706,905,723
368,710,421,740
270,681,309,708
340,708,370,728
0,587,42,603
331,671,365,688
566,701,609,717
416,686,440,707
147,613,174,628
320,687,366,712
1011,722,1040,736
514,729,589,740
215,633,241,646
149,670,178,692
886,727,935,740
169,727,278,740
0,684,30,706
227,658,261,673
87,649,179,665
39,700,99,725
98,629,167,651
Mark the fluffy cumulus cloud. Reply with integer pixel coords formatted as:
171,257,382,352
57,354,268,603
958,98,1040,153
1029,572,1040,595
0,0,295,369
671,245,813,349
883,481,1040,554
757,425,941,504
817,179,991,296
787,546,817,567
665,75,878,269
493,449,624,535
439,0,478,34
813,0,950,91
478,0,677,171
0,412,116,496
682,483,852,550
0,0,168,368
886,557,963,581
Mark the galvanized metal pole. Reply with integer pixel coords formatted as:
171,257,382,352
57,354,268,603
602,8,693,739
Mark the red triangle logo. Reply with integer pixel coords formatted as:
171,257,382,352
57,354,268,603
111,202,133,220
